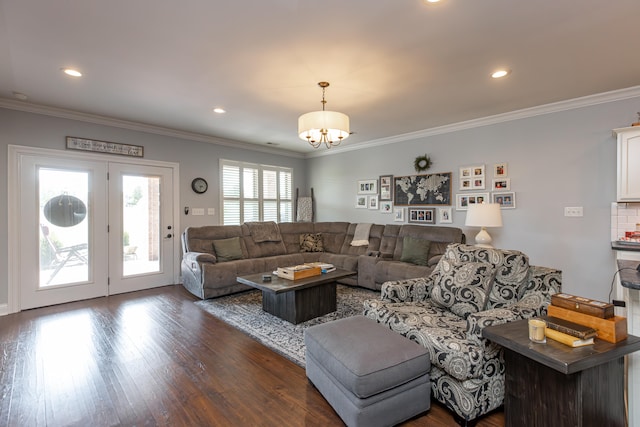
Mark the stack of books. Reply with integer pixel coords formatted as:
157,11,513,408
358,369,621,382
545,293,627,345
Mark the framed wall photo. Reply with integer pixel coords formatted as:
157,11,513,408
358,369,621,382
368,195,379,210
393,208,405,222
472,177,485,190
492,191,516,209
358,179,378,195
439,207,453,224
380,201,393,213
494,163,508,177
492,178,511,191
473,165,485,177
408,208,435,224
394,172,452,206
379,175,393,201
355,195,367,208
456,192,489,210
459,178,472,191
460,167,473,178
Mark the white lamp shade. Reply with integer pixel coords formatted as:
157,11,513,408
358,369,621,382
298,110,350,142
465,203,503,227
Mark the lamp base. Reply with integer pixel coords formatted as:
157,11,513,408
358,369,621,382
474,227,493,248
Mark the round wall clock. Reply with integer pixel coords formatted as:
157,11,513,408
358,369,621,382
191,177,208,194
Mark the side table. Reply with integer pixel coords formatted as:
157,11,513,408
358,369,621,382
483,319,640,427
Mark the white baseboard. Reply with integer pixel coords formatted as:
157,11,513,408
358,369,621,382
0,303,9,316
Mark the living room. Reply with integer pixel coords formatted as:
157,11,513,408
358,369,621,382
2,1,640,426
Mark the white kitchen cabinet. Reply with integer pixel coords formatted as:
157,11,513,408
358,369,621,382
615,126,640,201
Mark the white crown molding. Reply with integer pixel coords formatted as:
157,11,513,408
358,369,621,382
0,98,306,159
306,85,640,158
3,85,640,161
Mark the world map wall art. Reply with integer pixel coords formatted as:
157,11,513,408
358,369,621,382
394,172,452,206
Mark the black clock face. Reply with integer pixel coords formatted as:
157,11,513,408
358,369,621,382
191,178,208,194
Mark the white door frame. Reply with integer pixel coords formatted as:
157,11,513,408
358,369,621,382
7,145,180,314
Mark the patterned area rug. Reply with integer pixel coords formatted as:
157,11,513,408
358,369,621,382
194,285,379,367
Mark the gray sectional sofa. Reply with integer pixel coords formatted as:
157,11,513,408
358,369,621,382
180,221,465,299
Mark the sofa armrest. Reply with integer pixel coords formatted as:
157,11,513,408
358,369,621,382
380,276,435,302
466,291,550,340
183,251,217,267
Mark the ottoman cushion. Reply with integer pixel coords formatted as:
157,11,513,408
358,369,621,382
305,315,430,398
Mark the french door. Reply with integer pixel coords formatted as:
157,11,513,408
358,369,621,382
10,146,178,311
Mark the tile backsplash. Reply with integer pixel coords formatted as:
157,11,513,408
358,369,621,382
611,202,640,241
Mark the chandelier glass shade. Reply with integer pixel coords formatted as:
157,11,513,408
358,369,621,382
298,82,350,149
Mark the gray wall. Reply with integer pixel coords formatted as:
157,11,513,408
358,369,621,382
2,95,640,307
308,96,640,302
0,108,307,308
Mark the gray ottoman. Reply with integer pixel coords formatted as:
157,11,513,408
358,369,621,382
305,316,431,427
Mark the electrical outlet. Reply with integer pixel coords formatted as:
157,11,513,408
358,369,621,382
564,207,583,217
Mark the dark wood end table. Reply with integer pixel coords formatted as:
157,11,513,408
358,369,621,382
483,319,640,427
236,269,356,324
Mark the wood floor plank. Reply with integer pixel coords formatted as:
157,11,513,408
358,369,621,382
0,285,504,426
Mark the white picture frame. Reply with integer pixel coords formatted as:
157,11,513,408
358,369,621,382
456,192,489,211
358,179,378,195
368,195,379,210
393,208,405,222
494,162,508,177
439,207,453,224
355,195,367,208
492,178,511,191
472,177,485,190
380,201,393,214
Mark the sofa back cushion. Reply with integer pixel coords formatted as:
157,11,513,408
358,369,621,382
430,260,496,318
183,225,244,254
379,224,401,257
314,222,349,253
441,243,530,309
339,223,384,255
393,225,464,264
240,223,287,258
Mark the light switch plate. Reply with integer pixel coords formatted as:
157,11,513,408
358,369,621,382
564,207,583,217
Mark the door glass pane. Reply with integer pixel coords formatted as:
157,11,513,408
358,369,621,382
122,175,161,276
39,168,89,287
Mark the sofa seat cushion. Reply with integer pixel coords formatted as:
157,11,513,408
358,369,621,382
317,253,359,272
363,299,485,381
375,260,433,285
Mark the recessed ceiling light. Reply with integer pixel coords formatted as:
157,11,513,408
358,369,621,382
213,108,226,114
491,69,511,79
62,68,82,77
424,0,441,3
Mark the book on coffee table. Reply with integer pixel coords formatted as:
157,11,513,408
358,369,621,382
276,264,322,280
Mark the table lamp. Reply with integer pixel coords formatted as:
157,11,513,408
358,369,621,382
465,203,503,247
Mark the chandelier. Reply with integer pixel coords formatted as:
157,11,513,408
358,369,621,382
298,81,350,149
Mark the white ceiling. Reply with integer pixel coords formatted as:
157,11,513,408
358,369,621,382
1,0,640,154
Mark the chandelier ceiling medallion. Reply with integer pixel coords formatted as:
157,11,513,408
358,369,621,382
298,81,350,149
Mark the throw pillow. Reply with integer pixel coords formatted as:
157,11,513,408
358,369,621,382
212,237,244,262
430,260,496,319
400,236,431,266
300,233,324,252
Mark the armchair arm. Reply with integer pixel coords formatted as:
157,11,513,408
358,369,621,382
466,291,550,340
380,276,435,302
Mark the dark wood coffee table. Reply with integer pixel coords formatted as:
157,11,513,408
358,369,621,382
236,269,356,324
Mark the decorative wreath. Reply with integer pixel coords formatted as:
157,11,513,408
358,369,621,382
414,154,432,172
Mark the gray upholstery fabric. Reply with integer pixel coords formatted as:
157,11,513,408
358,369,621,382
305,316,430,398
305,316,431,427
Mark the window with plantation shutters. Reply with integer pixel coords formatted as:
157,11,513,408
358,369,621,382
221,160,293,225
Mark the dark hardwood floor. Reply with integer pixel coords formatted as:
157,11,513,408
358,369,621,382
0,285,504,427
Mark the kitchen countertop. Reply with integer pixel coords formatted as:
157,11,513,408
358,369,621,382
612,241,640,252
616,260,640,290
